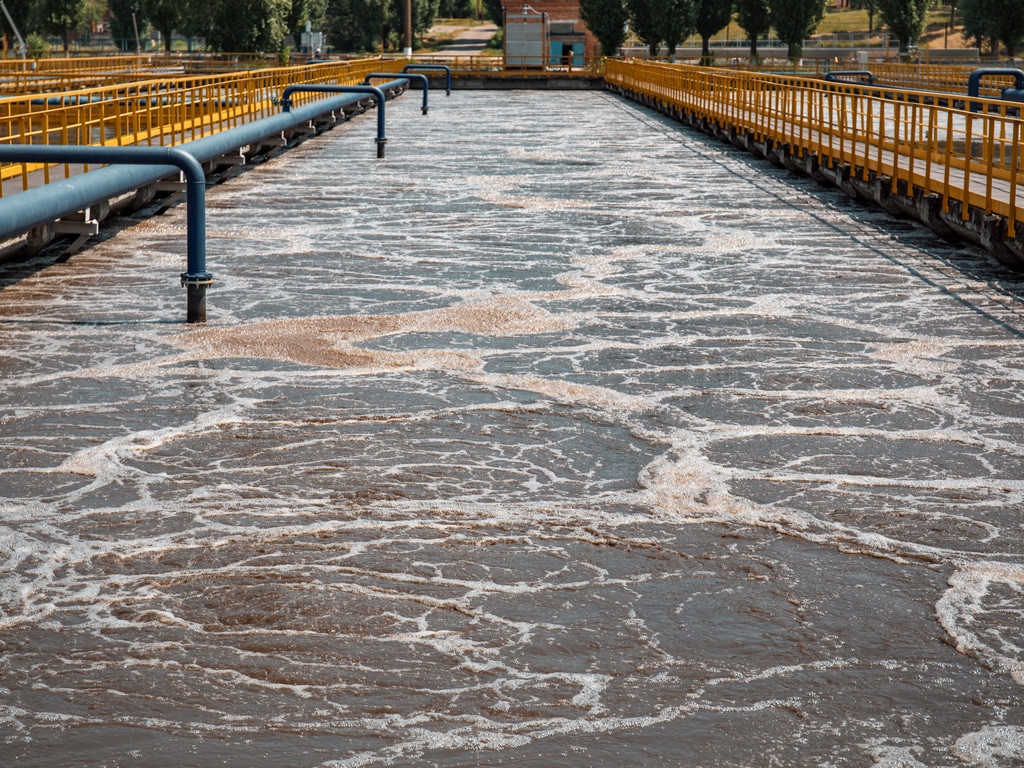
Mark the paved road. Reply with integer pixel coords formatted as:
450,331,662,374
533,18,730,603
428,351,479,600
431,22,498,57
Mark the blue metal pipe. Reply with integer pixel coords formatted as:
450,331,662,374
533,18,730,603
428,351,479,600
187,91,367,165
364,73,429,114
0,92,369,240
403,64,452,96
968,68,1024,112
0,90,368,244
0,91,373,322
281,84,389,157
0,86,400,321
0,144,211,322
823,70,874,86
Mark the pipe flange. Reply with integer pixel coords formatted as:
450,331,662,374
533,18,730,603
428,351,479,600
181,272,214,287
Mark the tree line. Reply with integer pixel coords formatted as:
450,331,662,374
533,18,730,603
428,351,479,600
581,0,1023,57
961,0,1024,56
0,0,444,54
2,0,1021,57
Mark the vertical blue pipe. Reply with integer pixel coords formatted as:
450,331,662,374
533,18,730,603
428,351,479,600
403,64,452,96
968,68,1024,112
281,84,389,157
363,73,429,114
0,144,211,322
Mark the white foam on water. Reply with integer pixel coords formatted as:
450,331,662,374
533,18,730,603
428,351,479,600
937,564,1024,684
864,742,930,768
3,90,1024,765
954,726,1024,767
54,401,257,479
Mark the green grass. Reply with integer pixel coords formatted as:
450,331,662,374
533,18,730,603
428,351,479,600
699,5,963,45
816,6,955,35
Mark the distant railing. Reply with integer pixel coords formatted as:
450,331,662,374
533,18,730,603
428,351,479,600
0,53,400,94
403,54,603,76
605,59,1022,239
868,62,1015,98
0,55,160,73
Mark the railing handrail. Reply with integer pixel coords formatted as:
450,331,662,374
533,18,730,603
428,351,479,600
605,59,1023,245
0,57,406,194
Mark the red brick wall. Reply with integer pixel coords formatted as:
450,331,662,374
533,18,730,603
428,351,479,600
501,1,601,60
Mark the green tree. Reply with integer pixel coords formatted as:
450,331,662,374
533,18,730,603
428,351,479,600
38,0,87,52
769,0,826,59
327,0,436,52
735,0,770,57
877,0,933,54
83,0,105,32
438,0,473,15
694,0,731,61
327,0,380,51
206,0,290,52
411,0,440,45
660,0,696,57
144,0,180,51
27,31,50,56
482,0,502,26
178,0,214,46
108,0,146,49
960,0,993,52
627,0,661,55
850,0,879,32
579,0,629,56
961,0,1024,55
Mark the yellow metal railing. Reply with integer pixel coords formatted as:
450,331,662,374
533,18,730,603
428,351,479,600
0,54,401,95
606,60,1023,238
0,55,159,73
0,58,403,194
0,55,179,96
0,52,297,74
398,54,604,76
619,59,1014,97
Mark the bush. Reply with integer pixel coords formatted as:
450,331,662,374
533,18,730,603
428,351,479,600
27,32,50,58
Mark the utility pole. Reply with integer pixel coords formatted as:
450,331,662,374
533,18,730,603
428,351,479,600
0,0,26,59
404,0,412,57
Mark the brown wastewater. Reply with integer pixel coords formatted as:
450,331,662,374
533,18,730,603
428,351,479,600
1,90,1023,767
